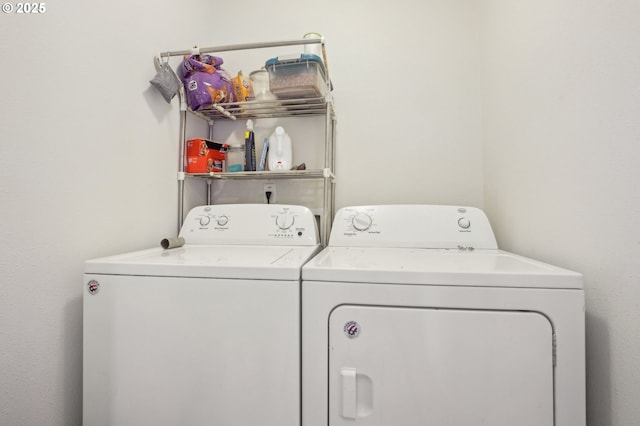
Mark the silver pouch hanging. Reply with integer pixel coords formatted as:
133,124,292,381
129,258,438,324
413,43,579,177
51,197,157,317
150,59,181,103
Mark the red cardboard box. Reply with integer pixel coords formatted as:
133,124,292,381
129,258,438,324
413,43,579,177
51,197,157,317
186,139,228,173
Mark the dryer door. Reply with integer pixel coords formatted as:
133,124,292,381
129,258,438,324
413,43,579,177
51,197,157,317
329,305,554,425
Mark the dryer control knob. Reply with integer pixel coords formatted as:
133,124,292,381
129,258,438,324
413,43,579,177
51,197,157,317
199,216,211,226
216,215,229,226
276,214,295,230
352,213,373,231
458,217,471,229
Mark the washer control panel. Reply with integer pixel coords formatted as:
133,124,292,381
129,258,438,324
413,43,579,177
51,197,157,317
180,204,319,246
329,205,498,249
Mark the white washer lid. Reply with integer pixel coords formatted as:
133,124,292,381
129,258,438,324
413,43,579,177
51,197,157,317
86,244,320,280
302,247,583,289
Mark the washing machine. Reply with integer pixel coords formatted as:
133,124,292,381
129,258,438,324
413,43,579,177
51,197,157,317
301,205,585,426
83,204,320,426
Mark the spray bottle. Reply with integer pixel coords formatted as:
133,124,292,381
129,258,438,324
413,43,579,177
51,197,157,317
244,119,256,171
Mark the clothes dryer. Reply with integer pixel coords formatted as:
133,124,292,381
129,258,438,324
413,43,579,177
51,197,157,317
84,204,320,426
302,205,585,426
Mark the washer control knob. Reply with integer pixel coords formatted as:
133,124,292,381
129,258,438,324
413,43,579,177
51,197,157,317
199,216,211,226
216,215,229,226
352,213,373,232
458,217,471,229
276,214,295,230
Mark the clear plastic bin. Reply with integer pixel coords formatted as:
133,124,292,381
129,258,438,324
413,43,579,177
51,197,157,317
265,54,328,99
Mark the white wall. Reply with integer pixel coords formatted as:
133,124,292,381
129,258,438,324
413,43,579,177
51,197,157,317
481,1,640,424
1,0,637,425
177,0,485,211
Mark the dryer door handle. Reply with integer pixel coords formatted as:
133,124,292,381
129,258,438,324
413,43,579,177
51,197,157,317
340,368,357,419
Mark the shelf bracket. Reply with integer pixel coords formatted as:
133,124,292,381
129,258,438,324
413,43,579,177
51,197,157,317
323,168,335,179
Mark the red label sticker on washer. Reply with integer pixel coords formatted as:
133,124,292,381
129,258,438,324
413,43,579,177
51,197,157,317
87,280,100,295
343,321,360,338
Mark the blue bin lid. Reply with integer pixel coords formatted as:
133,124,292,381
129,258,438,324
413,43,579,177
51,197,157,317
265,54,326,75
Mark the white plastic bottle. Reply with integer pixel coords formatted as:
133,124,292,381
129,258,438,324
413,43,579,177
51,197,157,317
268,126,292,170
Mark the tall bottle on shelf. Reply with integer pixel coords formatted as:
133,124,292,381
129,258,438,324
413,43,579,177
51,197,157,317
244,119,256,171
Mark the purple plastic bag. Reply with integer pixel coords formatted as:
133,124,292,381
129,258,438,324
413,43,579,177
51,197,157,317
181,55,235,111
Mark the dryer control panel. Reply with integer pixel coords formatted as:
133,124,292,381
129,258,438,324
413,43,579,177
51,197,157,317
329,205,498,249
180,204,319,246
